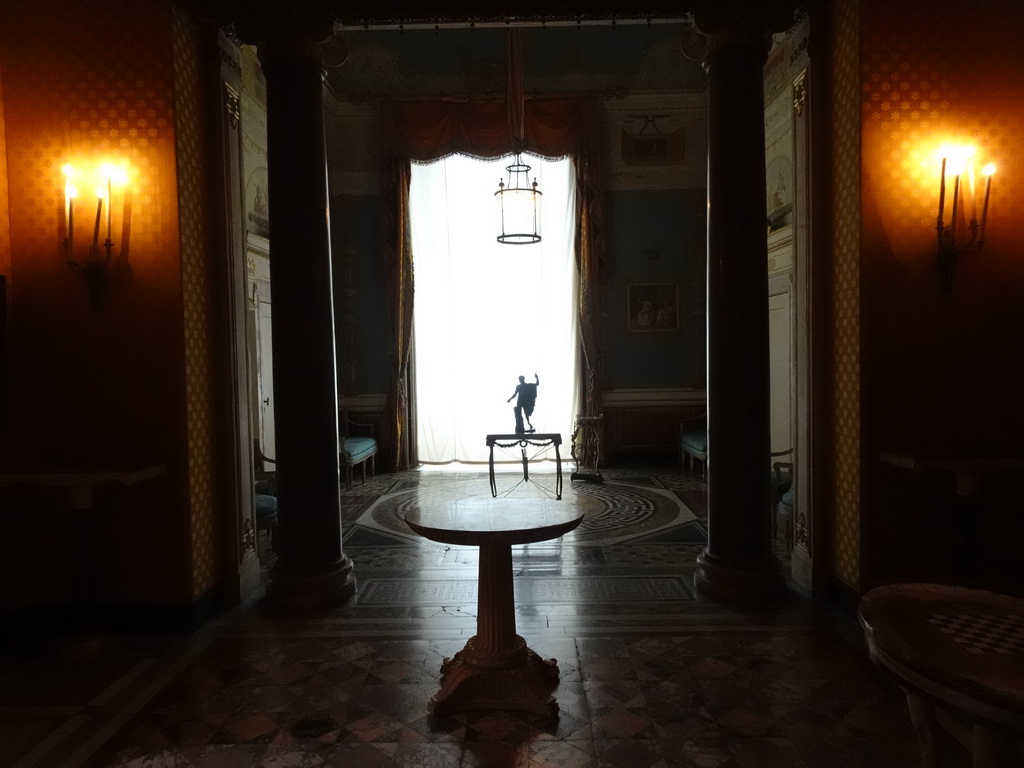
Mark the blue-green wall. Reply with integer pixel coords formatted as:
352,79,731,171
601,188,705,389
331,195,392,395
332,185,707,395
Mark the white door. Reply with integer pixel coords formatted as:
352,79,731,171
257,301,276,458
768,290,793,454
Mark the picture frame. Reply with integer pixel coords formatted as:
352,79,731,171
627,283,678,332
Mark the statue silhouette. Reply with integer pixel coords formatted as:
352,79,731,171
507,373,540,433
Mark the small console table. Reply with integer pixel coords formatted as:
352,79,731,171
486,432,562,500
404,497,590,717
880,452,1024,580
0,465,168,631
860,583,1024,767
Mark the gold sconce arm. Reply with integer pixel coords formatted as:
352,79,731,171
62,163,131,310
935,153,994,293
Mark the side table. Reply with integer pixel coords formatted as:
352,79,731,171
859,583,1024,767
485,432,562,499
404,496,591,717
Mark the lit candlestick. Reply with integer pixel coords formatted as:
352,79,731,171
106,177,112,242
968,162,977,225
950,173,961,242
63,164,76,254
91,194,103,250
937,157,947,229
979,164,995,242
66,184,78,255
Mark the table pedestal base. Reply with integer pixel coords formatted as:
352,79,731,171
429,634,560,717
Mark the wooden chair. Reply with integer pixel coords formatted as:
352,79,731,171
253,441,278,554
771,449,794,549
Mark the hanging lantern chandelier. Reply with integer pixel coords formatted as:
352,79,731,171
495,154,542,245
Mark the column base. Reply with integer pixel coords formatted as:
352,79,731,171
429,635,560,718
265,555,357,609
694,549,784,603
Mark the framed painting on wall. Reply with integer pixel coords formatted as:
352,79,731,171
627,283,678,332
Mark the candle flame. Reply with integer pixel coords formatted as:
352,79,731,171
100,163,129,186
62,163,75,179
95,185,108,200
982,163,996,176
65,183,79,199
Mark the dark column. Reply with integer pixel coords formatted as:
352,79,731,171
260,29,356,608
693,13,786,602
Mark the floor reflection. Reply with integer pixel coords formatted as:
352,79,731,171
1,463,918,768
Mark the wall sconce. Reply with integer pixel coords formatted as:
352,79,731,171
936,148,994,292
62,162,131,309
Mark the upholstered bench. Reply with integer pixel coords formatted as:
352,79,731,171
772,455,795,549
340,415,378,491
254,492,278,554
679,418,707,475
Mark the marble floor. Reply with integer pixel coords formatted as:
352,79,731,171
0,463,922,768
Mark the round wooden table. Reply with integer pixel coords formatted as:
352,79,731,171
859,583,1024,767
404,496,590,718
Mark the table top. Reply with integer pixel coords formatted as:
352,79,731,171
0,464,167,489
880,452,1024,495
486,433,561,446
404,497,591,547
859,583,1024,711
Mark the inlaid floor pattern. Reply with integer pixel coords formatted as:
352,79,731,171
0,464,920,768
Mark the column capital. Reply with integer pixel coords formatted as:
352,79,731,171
688,1,804,59
233,15,348,73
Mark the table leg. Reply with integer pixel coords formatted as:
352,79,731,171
905,692,940,768
489,443,497,497
428,543,560,718
554,443,562,500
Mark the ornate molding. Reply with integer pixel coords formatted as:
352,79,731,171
224,82,241,128
242,517,256,553
793,69,807,117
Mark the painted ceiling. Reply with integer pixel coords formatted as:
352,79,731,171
325,24,706,100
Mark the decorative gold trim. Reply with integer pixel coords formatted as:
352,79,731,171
793,70,807,118
224,82,241,129
795,511,808,548
242,517,256,553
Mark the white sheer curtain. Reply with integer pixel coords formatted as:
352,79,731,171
410,153,579,464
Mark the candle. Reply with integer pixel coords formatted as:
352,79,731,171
91,197,102,249
106,177,112,242
950,174,961,241
937,157,947,229
62,164,76,254
968,162,977,225
66,185,77,253
979,164,995,242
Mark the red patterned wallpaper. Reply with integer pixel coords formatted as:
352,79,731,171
858,0,1024,592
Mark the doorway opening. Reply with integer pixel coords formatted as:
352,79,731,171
409,153,579,464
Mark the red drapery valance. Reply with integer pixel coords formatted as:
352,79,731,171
382,98,602,162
